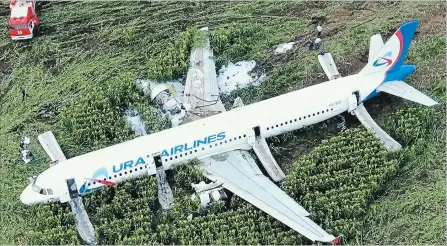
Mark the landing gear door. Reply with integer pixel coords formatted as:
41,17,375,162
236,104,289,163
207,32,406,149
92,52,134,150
60,178,78,203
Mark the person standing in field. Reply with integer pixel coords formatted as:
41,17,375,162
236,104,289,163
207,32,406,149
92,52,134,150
307,38,314,50
314,37,322,50
317,24,323,37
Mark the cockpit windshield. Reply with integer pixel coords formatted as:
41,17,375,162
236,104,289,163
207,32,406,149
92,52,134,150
30,176,52,196
32,184,47,195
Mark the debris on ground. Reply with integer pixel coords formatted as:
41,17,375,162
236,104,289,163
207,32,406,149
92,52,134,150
336,115,347,130
217,60,267,95
151,84,183,115
19,136,34,164
124,109,148,137
136,67,264,126
274,42,297,54
166,109,186,127
187,214,193,221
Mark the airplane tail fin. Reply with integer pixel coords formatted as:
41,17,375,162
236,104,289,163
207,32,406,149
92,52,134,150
360,20,419,75
360,20,438,106
352,20,437,153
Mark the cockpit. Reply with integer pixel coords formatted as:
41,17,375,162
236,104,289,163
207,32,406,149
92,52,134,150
31,184,53,195
28,176,53,195
20,176,56,205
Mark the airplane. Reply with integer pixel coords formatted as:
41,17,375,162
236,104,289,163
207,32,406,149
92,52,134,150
20,19,438,244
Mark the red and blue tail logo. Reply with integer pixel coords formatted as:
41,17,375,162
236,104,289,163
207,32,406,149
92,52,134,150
359,20,419,103
360,20,418,75
373,51,393,67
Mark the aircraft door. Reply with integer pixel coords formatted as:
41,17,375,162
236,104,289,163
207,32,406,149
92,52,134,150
246,129,255,145
66,178,79,199
57,178,75,203
347,92,359,113
154,154,162,168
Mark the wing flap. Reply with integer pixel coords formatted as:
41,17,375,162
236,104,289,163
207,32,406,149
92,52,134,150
200,151,336,243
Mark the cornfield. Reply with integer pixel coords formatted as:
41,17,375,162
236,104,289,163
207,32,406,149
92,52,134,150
0,1,445,245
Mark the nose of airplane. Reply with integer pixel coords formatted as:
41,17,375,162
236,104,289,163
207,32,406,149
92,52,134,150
20,185,37,205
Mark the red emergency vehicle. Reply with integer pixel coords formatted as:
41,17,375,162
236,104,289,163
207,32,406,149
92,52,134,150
9,0,39,40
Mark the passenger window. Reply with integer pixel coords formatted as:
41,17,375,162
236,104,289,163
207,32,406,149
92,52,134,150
39,189,47,195
47,189,53,195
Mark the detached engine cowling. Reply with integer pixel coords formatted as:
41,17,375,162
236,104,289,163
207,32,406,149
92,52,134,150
191,181,227,207
150,84,182,115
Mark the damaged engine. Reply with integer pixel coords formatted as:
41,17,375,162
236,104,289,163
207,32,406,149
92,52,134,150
150,83,183,115
191,181,228,207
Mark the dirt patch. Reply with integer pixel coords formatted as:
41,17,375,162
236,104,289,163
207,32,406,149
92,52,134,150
41,57,60,76
0,60,11,75
364,92,401,121
330,50,368,77
326,10,354,22
322,8,378,39
351,58,365,75
0,5,8,16
83,38,98,50
42,57,56,69
36,25,57,37
417,10,446,36
33,100,65,124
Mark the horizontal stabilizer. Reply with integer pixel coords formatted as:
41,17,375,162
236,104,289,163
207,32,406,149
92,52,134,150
377,80,439,106
368,34,384,63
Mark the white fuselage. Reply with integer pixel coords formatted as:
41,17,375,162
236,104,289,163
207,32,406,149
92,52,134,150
20,72,385,205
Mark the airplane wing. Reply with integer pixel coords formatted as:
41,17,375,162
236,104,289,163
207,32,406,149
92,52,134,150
177,26,333,242
181,27,285,181
182,27,226,123
198,151,338,243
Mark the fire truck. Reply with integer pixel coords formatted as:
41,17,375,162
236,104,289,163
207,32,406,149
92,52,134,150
9,0,39,40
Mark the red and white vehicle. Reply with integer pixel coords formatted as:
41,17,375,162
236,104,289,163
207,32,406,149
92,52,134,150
9,0,39,40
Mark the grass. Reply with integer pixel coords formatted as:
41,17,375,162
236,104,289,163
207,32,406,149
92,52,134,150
0,1,445,244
